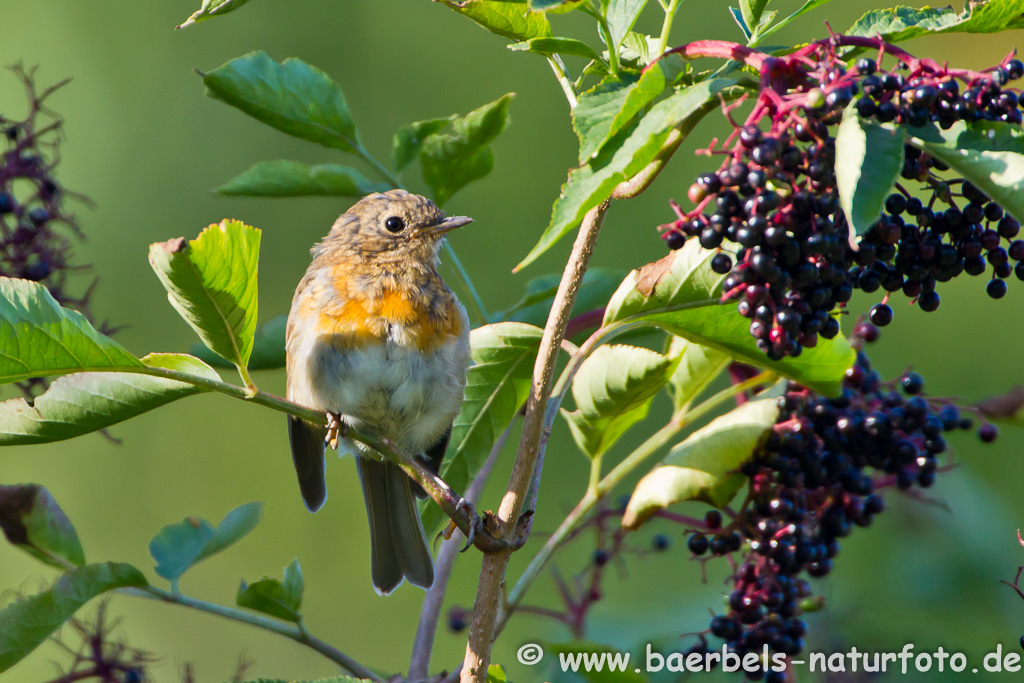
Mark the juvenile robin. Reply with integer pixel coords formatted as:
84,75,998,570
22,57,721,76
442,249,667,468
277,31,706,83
285,189,472,595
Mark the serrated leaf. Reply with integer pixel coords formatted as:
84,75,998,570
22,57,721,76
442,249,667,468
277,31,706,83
572,75,640,163
0,278,142,385
517,77,740,270
216,161,389,197
835,107,904,239
149,220,260,370
0,484,84,570
0,354,219,446
149,502,262,585
393,117,454,173
509,37,602,61
236,559,304,623
500,267,626,329
203,51,358,152
177,0,252,28
421,93,514,207
665,336,729,412
906,121,1024,226
606,0,650,51
420,323,542,536
847,1,1024,44
191,315,286,371
623,397,779,527
439,0,551,41
603,241,854,396
0,563,148,672
563,345,673,459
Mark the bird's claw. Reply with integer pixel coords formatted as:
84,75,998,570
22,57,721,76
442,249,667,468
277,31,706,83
456,498,478,552
324,412,346,450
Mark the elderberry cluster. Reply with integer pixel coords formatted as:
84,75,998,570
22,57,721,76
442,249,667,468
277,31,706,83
662,40,1024,358
680,328,998,673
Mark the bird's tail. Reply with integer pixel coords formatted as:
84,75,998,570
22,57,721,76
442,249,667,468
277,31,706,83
356,456,434,595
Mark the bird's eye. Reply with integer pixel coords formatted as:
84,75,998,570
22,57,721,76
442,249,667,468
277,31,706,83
384,216,405,233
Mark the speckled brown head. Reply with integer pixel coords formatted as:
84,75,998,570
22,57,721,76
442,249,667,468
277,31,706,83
313,189,472,265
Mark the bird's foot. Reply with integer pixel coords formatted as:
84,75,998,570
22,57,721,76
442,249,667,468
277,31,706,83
324,412,346,450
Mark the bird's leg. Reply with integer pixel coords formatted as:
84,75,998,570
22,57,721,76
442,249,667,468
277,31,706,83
455,498,479,552
324,412,346,450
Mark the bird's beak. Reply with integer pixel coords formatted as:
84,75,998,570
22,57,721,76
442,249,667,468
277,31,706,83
425,215,474,235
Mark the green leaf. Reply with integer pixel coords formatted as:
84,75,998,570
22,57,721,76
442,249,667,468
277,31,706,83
509,37,602,61
835,107,905,239
149,220,261,371
216,161,390,197
603,241,854,396
393,117,454,173
500,267,626,328
906,121,1024,225
740,0,770,29
753,0,834,44
623,396,780,527
542,641,644,683
439,0,551,41
562,345,673,459
729,6,753,40
0,562,148,672
149,502,263,585
606,0,650,51
665,336,729,412
420,323,542,536
0,278,142,386
486,665,508,683
529,0,585,12
0,484,84,570
420,93,515,207
236,558,304,623
191,314,286,371
203,51,358,152
0,354,219,446
177,0,252,28
517,77,741,270
847,1,1024,43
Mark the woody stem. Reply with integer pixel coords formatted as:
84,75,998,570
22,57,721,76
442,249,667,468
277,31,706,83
459,200,610,683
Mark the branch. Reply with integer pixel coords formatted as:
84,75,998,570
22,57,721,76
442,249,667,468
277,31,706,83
459,200,610,683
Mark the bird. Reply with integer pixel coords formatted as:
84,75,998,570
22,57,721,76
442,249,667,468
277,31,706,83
285,189,473,595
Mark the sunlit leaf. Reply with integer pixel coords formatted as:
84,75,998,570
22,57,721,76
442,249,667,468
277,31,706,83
508,37,602,61
606,0,650,51
420,323,542,536
203,52,358,152
562,345,674,459
835,108,904,239
216,161,389,197
753,0,835,44
177,0,252,28
438,0,551,41
665,336,729,412
623,396,780,527
393,117,454,173
149,502,263,585
847,1,1024,43
0,563,148,673
603,241,854,396
236,558,304,623
191,315,286,371
0,484,84,569
149,220,260,370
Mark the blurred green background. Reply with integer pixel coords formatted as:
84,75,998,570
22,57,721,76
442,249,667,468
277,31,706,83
2,1,1024,681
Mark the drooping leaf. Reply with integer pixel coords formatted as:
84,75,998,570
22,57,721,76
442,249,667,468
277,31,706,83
149,220,261,370
606,0,650,51
216,161,389,197
562,345,674,459
0,278,141,386
0,484,84,570
542,641,644,683
665,336,729,412
191,315,286,371
420,94,514,207
603,241,854,396
0,563,148,672
906,121,1024,225
835,107,905,239
438,0,551,41
500,268,626,329
420,323,542,536
623,397,780,527
393,117,454,173
149,502,263,585
847,1,1024,44
203,52,358,152
0,354,219,446
508,37,602,61
517,77,741,270
236,558,304,623
177,0,252,28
